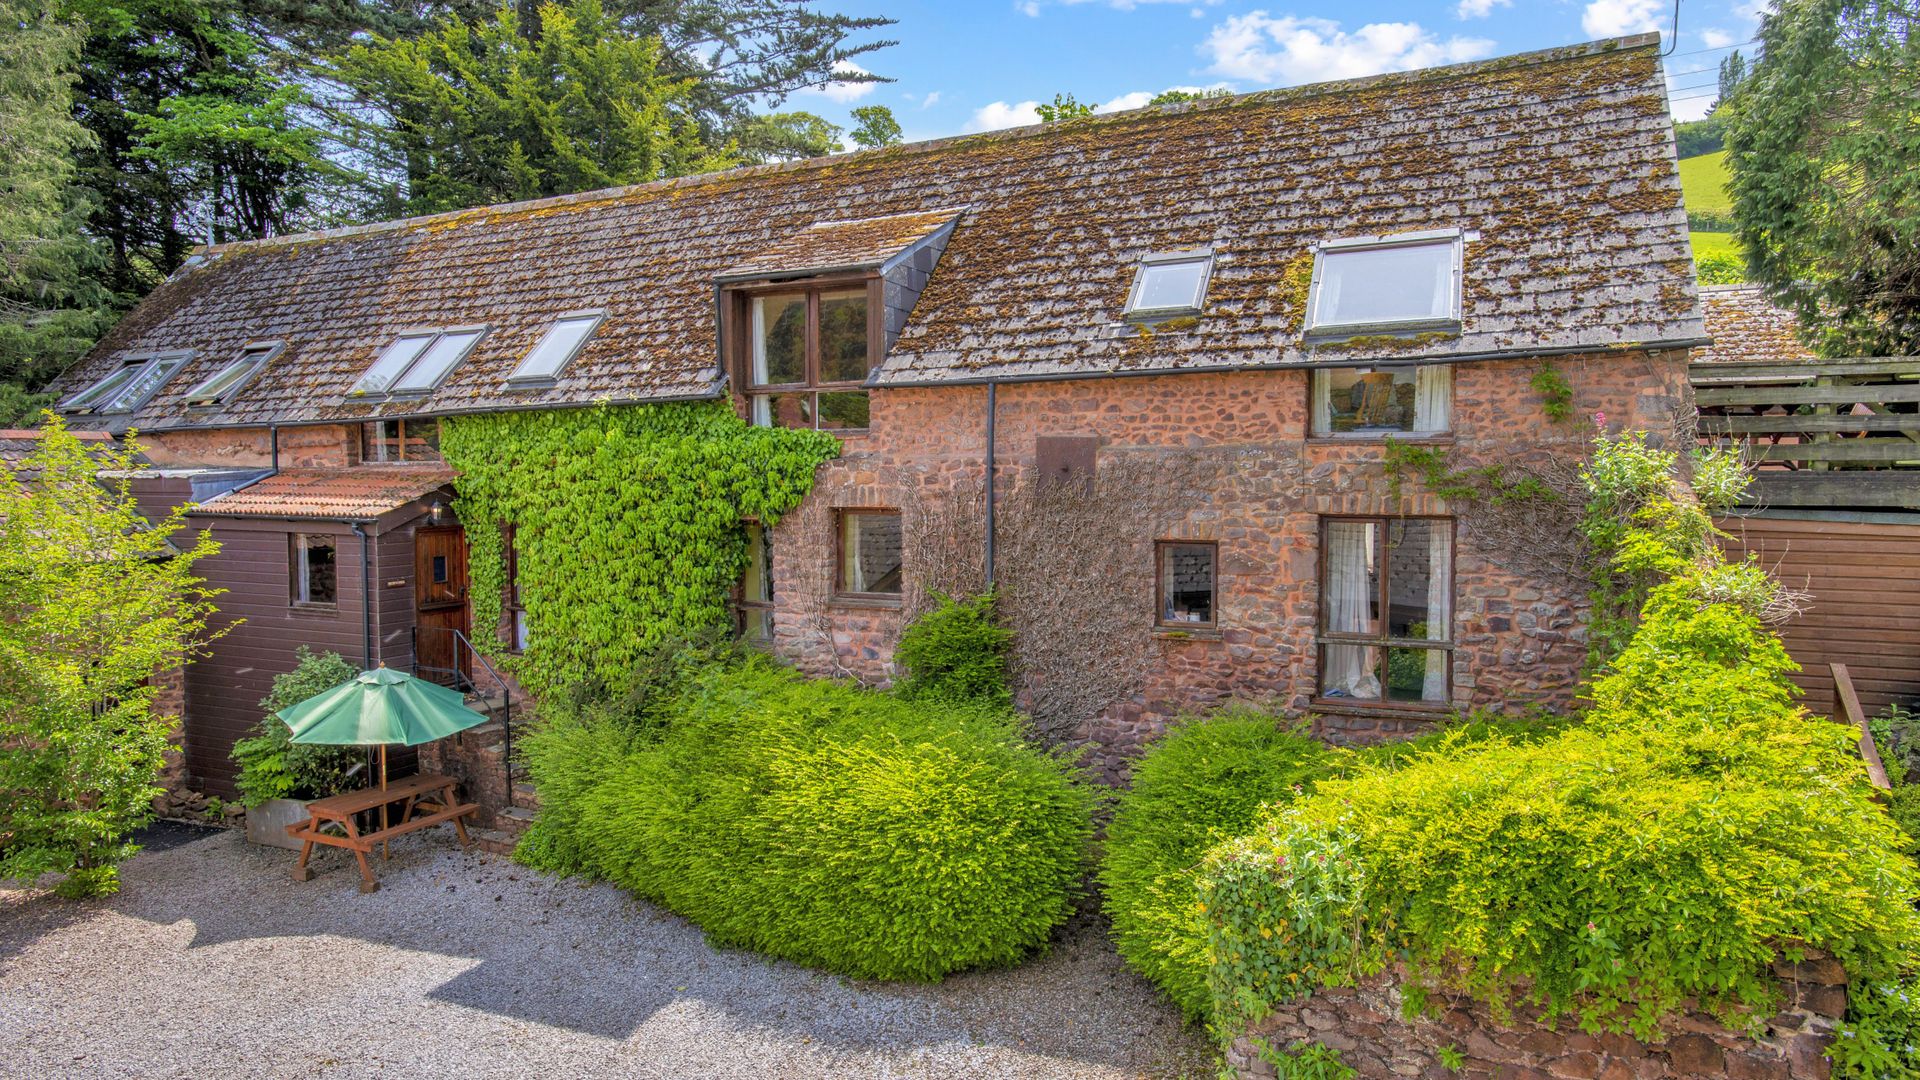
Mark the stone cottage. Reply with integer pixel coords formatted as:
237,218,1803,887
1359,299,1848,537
43,34,1707,800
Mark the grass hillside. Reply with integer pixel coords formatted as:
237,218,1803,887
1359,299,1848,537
1678,150,1732,216
1691,230,1738,260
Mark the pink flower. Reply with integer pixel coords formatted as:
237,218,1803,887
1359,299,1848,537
1593,411,1607,429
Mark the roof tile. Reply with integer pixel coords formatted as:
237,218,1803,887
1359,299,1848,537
193,465,454,520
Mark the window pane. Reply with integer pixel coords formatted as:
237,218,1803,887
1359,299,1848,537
105,355,187,412
363,420,401,462
187,348,270,405
839,512,902,595
513,610,531,652
355,335,433,394
1132,258,1209,313
394,329,482,393
1313,242,1455,328
1320,643,1381,700
1322,521,1380,636
404,419,440,458
1311,367,1449,435
752,293,807,386
298,536,337,605
752,392,814,429
1384,646,1448,703
1386,519,1450,641
64,364,143,411
742,525,772,605
817,288,871,383
816,391,870,431
1158,543,1216,625
512,316,598,381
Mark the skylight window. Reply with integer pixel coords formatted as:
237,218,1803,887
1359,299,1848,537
185,342,281,407
1307,231,1463,336
60,352,192,415
508,313,603,384
1125,251,1213,318
352,327,486,396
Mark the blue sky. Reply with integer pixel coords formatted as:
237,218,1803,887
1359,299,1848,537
783,0,1770,142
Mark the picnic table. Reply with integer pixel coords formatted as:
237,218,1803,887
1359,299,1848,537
287,772,477,893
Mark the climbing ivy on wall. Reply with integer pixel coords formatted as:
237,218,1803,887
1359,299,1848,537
439,402,839,698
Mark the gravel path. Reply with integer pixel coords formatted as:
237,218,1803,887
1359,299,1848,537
1,828,1210,1079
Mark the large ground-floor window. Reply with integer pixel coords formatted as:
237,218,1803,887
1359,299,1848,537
1318,516,1453,705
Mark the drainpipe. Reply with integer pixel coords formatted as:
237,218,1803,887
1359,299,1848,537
984,381,997,588
269,424,279,472
351,522,373,668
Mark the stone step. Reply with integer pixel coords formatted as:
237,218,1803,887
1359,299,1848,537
459,720,505,743
495,805,537,833
473,828,517,857
511,782,541,810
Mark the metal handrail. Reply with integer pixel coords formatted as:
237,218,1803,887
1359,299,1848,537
411,625,515,783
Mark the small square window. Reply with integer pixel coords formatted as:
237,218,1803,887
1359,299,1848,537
185,343,279,407
362,419,441,463
1125,252,1212,318
1311,366,1452,435
510,313,601,383
1308,233,1462,335
836,510,902,598
1156,541,1218,628
293,534,338,607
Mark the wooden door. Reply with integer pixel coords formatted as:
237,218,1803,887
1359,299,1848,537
415,526,470,685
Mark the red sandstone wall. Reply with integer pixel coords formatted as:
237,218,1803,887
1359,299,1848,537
767,351,1690,777
1226,954,1846,1080
139,423,358,468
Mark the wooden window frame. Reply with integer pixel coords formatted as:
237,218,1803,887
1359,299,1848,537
733,519,775,641
503,524,527,654
1314,515,1456,711
290,532,339,610
728,274,885,433
833,507,903,604
1306,364,1454,440
362,418,442,464
1154,539,1220,630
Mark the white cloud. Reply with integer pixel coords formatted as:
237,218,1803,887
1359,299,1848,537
1699,27,1737,48
965,100,1043,133
1454,0,1510,18
797,60,878,104
1202,13,1495,86
1581,0,1667,37
1017,0,1041,15
919,90,942,109
1099,91,1156,112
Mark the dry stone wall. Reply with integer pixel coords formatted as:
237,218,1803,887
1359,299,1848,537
1227,954,1847,1080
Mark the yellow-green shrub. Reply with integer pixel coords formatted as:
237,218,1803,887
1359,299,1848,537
518,657,1093,981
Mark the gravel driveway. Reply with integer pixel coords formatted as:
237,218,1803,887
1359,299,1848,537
0,826,1209,1079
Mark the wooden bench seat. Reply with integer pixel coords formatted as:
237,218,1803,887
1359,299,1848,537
286,772,478,893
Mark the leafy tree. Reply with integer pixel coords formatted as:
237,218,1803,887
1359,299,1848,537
1146,87,1230,107
0,417,224,898
1724,0,1920,356
1035,92,1094,123
0,0,112,423
1696,251,1747,285
230,647,361,807
332,0,732,215
1672,116,1726,158
731,110,842,163
847,103,901,148
1717,49,1748,104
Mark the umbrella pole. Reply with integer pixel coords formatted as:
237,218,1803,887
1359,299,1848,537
380,744,390,862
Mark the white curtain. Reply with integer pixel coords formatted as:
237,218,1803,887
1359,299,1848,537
1415,365,1452,433
842,515,864,591
1324,522,1380,698
1422,525,1453,702
1310,371,1332,435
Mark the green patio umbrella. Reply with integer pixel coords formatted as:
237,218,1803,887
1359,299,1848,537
277,665,490,853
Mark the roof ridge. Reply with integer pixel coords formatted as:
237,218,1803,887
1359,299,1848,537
192,34,1662,259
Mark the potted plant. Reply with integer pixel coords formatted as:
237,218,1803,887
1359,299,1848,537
231,647,363,849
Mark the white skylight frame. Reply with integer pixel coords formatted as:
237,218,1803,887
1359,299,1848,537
1305,229,1464,338
507,311,605,385
1124,249,1215,320
184,341,283,407
350,326,488,397
60,351,194,415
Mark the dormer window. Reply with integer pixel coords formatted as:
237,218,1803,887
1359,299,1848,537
185,342,281,407
60,351,192,415
1306,231,1462,337
509,312,603,384
352,327,485,396
1125,251,1212,319
731,278,881,432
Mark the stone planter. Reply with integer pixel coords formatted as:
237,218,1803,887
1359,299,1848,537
243,797,310,850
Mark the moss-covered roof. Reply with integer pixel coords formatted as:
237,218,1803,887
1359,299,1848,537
1693,284,1814,365
50,34,1703,433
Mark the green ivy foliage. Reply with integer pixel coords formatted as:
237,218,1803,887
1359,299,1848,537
515,655,1094,981
439,402,839,699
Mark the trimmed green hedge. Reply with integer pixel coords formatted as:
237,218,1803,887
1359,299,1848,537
517,657,1093,981
1098,711,1337,1020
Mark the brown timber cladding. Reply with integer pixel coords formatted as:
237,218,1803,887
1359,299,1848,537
1717,513,1920,719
